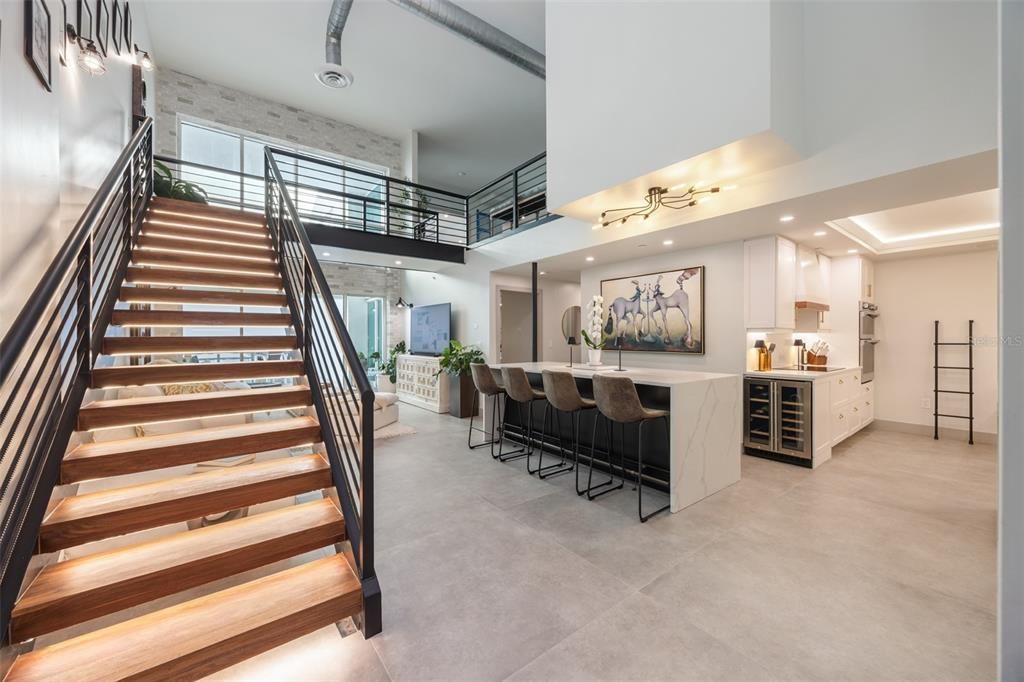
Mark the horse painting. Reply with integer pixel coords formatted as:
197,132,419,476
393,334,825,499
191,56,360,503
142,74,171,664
599,266,704,354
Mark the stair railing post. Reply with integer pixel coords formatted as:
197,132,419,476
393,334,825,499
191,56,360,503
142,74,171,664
385,178,391,236
512,167,520,230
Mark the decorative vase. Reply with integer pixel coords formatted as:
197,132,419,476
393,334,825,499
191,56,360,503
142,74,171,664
587,348,603,367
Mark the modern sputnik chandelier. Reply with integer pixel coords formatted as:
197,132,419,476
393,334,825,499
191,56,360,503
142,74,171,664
599,184,721,228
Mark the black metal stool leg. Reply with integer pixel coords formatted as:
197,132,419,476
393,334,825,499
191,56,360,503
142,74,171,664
586,412,623,500
637,416,670,522
494,396,528,462
534,403,574,479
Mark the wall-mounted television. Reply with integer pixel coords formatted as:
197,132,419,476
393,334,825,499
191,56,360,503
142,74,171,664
409,303,451,356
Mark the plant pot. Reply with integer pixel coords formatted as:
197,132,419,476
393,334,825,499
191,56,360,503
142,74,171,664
448,373,476,418
587,348,603,367
377,376,396,393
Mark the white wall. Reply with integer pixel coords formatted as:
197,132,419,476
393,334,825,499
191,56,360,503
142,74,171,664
1,1,154,337
579,241,747,374
874,249,999,436
998,0,1024,677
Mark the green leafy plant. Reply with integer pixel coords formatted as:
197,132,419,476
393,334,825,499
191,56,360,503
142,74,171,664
357,350,382,371
436,340,485,377
153,160,210,204
396,182,432,239
381,341,407,383
580,328,609,350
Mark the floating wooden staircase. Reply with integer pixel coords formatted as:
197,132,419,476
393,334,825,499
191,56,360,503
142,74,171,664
4,198,364,681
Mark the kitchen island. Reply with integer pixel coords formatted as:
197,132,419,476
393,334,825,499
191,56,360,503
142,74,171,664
488,362,742,512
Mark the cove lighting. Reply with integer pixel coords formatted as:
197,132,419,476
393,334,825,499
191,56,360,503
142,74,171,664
848,217,1001,244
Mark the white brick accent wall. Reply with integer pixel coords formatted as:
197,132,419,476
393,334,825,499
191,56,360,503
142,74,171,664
154,69,403,175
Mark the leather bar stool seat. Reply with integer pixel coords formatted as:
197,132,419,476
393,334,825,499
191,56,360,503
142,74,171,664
592,373,670,522
496,367,545,463
538,370,596,482
468,363,507,454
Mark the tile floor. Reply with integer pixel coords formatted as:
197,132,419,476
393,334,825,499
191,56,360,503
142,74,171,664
209,406,997,681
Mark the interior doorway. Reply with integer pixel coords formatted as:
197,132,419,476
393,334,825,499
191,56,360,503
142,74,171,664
497,288,540,363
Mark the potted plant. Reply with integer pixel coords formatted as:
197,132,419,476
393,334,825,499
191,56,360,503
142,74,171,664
378,341,406,393
436,340,485,418
153,160,210,204
580,294,609,367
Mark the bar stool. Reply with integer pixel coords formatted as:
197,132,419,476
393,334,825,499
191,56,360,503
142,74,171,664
500,367,547,467
592,373,671,523
536,370,592,480
468,363,505,455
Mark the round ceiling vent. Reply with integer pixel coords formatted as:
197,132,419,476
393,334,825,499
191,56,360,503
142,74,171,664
315,64,354,89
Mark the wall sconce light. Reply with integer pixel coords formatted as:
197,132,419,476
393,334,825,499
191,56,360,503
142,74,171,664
66,24,107,75
395,297,413,309
134,44,154,71
599,184,721,228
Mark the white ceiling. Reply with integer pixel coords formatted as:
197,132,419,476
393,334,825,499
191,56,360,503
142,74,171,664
140,0,546,193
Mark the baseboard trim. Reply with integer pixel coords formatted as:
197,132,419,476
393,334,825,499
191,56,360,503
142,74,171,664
871,419,997,445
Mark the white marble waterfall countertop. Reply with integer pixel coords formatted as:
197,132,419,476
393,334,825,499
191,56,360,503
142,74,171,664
487,361,742,512
489,362,737,388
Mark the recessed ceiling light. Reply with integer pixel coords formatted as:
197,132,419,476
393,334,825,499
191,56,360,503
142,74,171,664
663,239,674,246
321,251,330,257
813,230,827,237
592,223,603,231
539,271,546,276
394,260,403,265
847,249,858,254
779,215,795,223
585,256,595,262
457,171,467,177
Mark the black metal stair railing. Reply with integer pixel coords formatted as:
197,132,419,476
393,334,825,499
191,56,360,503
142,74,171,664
0,119,153,640
264,149,381,637
467,152,555,245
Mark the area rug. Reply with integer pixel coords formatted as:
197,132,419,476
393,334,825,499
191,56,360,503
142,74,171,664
374,422,417,441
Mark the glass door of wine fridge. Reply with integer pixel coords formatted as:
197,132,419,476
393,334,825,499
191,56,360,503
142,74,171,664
744,378,774,450
775,380,812,460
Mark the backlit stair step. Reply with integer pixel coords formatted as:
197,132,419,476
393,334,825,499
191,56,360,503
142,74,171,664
137,232,275,256
91,359,304,389
109,309,293,329
141,223,273,248
125,265,282,291
149,197,268,227
132,250,279,276
5,554,361,682
101,335,297,357
77,385,311,430
119,286,287,308
38,453,331,552
10,498,344,641
62,416,321,482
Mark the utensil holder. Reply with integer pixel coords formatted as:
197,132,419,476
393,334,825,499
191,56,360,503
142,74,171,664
806,352,828,368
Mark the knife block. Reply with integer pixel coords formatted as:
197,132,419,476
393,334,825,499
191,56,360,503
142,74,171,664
806,352,828,368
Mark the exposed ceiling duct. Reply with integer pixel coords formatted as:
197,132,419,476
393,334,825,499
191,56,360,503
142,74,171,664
384,0,545,79
317,0,356,88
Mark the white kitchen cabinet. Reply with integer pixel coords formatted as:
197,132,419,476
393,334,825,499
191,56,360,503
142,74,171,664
744,236,796,330
860,258,875,303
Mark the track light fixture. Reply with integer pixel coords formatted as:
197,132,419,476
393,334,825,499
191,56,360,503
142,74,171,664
134,44,154,71
599,185,721,228
66,24,107,75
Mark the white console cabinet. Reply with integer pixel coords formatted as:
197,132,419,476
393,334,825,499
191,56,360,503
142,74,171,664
395,354,449,413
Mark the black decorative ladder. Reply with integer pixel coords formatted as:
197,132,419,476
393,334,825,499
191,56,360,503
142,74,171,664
933,319,974,445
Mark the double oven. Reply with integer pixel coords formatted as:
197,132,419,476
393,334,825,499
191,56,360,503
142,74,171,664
859,302,880,383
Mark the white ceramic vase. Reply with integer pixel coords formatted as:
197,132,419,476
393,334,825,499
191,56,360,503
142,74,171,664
587,348,603,367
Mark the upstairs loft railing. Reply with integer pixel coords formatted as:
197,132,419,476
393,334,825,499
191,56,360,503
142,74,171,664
157,150,553,250
466,152,555,245
264,150,381,636
0,119,153,639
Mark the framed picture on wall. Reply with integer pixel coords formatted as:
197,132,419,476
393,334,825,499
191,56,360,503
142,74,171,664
57,0,68,65
111,0,121,54
122,1,131,52
95,0,108,56
600,265,705,355
25,0,53,91
76,0,92,41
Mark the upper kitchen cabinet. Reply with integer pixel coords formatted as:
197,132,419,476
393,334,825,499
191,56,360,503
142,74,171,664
795,247,832,332
744,236,796,330
860,258,876,303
